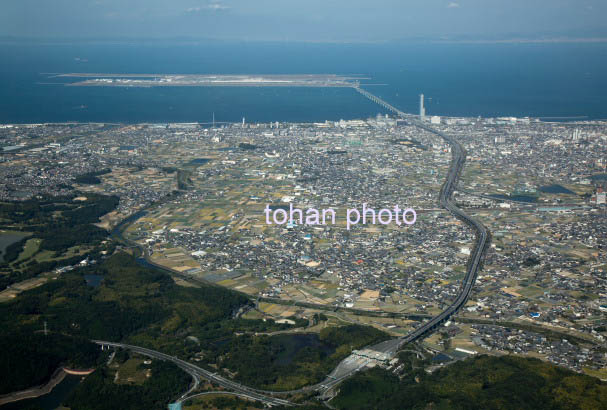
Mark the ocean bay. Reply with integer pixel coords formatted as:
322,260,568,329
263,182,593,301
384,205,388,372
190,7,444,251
1,41,607,123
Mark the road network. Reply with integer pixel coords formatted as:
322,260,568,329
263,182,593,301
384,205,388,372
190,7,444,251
93,340,294,407
96,88,491,405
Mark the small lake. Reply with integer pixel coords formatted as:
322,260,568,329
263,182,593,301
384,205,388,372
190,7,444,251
0,232,28,263
135,257,159,270
84,274,103,288
1,374,83,410
188,158,212,166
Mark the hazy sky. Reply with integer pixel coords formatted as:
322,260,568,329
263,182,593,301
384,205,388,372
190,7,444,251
1,0,606,42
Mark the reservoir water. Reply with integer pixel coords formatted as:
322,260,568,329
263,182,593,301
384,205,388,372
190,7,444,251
1,374,83,410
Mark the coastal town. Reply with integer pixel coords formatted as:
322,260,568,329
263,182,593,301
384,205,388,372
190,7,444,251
1,115,606,380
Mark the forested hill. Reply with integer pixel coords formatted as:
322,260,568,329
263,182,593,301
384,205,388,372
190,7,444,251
0,252,249,394
0,251,393,401
331,355,607,410
0,252,250,341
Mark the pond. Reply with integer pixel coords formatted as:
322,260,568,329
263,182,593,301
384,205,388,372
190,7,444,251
135,257,159,270
84,274,103,288
488,194,537,203
0,232,28,263
188,158,212,166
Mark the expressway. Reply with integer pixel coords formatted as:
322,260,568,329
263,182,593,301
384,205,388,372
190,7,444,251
365,119,491,356
92,340,293,407
313,88,492,390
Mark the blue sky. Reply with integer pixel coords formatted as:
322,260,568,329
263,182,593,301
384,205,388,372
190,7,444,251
1,0,606,42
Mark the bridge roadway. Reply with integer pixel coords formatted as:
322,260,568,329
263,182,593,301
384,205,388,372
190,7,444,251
94,88,491,404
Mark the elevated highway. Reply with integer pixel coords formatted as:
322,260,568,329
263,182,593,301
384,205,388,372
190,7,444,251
315,87,492,392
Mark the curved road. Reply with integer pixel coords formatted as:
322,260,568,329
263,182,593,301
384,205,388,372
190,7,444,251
314,89,492,393
92,340,293,407
365,118,491,356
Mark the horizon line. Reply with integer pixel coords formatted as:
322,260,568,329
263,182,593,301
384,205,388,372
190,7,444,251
2,35,607,45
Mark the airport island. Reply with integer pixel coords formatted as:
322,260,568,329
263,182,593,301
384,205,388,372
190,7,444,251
55,74,368,88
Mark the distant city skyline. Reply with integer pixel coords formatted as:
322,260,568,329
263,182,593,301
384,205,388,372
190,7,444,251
1,0,606,43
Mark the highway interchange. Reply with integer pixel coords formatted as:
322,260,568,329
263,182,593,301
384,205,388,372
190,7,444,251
92,340,294,407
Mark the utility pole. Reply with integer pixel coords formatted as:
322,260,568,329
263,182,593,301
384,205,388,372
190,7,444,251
44,321,48,336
